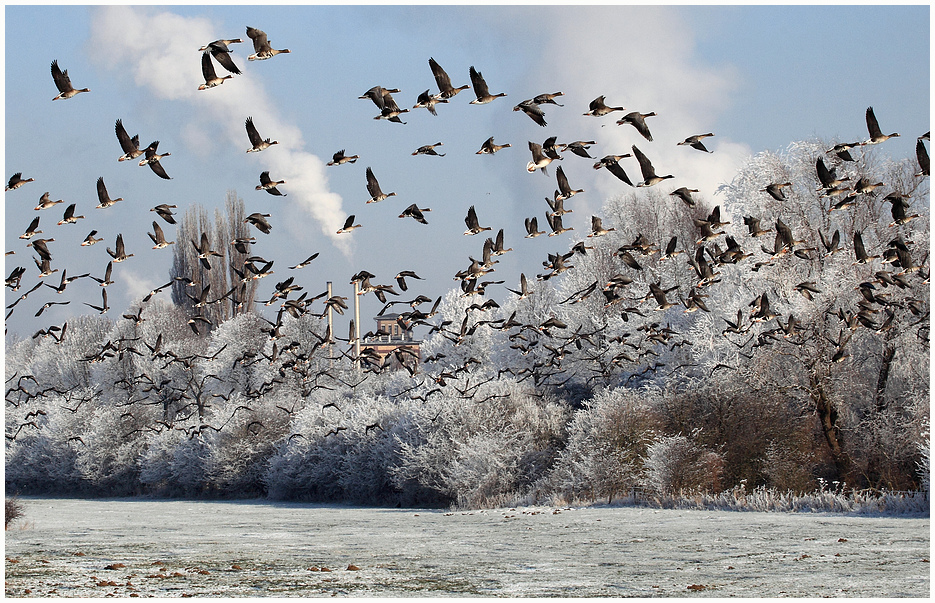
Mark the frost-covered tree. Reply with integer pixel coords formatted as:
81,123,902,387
698,140,930,488
170,192,257,330
548,386,661,503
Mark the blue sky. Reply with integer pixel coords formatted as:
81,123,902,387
4,4,930,339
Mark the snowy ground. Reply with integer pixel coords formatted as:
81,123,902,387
4,497,930,597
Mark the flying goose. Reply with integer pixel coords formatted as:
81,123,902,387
794,281,822,300
34,298,69,315
327,149,359,166
660,236,684,261
89,261,113,286
761,182,792,201
372,89,408,123
34,192,64,211
468,66,506,104
587,216,615,238
721,308,746,336
538,252,574,279
106,233,133,263
506,273,534,299
95,177,123,209
743,215,772,238
57,203,84,225
527,141,555,174
31,256,57,278
749,292,779,323
413,88,447,116
774,218,804,251
828,194,858,212
84,289,109,314
198,38,242,74
546,192,571,217
622,233,658,256
139,141,172,179
513,99,548,127
463,205,491,235
392,270,423,293
853,177,884,195
188,314,212,333
826,141,860,162
648,282,677,310
491,229,512,256
412,142,445,156
883,193,920,226
561,140,596,158
476,136,511,155
818,228,842,255
715,234,750,266
616,111,657,141
6,173,35,191
81,230,103,247
231,236,256,253
365,167,395,203
198,51,232,90
336,215,362,234
862,106,899,145
428,57,469,99
678,133,715,152
555,165,583,200
244,213,272,234
584,95,624,117
50,60,89,100
853,230,880,265
682,288,711,313
704,205,731,230
151,204,178,224
19,216,42,239
46,269,90,295
916,137,929,177
815,156,849,190
669,187,698,207
5,266,27,290
192,232,223,269
246,26,290,60
359,85,400,108
545,211,573,236
890,237,921,275
532,91,564,106
398,204,431,224
593,155,634,186
257,171,287,196
245,117,278,152
542,135,562,161
480,238,500,268
148,221,174,249
524,216,546,238
115,119,143,162
632,145,673,186
694,220,723,244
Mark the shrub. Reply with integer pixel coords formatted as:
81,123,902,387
5,496,25,529
643,432,723,495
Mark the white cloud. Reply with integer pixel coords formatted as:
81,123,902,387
116,264,160,305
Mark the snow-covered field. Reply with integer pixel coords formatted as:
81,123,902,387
4,497,929,597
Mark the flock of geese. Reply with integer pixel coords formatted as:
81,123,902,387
5,22,931,395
